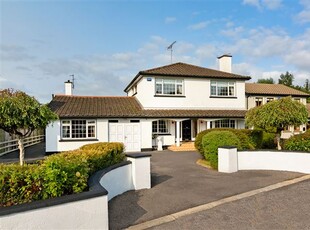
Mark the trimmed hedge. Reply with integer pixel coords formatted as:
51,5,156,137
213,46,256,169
284,130,310,151
0,142,124,207
195,128,263,155
202,131,241,169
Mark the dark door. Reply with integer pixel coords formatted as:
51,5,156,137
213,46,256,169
182,120,191,141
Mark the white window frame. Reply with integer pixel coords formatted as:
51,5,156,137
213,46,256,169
152,120,169,134
210,81,235,97
155,78,184,96
255,97,263,106
211,119,236,129
61,119,96,139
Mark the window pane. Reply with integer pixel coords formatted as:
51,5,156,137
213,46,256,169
229,86,234,96
152,121,158,133
62,126,70,138
177,84,182,94
72,120,86,138
158,120,168,133
211,86,216,95
88,125,95,138
218,86,228,96
156,83,162,94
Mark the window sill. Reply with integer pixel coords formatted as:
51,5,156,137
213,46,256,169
209,96,237,99
152,133,171,136
59,139,99,142
154,95,185,98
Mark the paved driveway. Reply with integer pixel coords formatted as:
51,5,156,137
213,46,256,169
109,150,303,229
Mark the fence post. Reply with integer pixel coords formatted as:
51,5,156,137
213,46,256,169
218,146,238,173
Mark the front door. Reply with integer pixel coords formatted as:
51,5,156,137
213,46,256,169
182,120,191,141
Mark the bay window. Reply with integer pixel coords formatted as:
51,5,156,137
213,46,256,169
61,119,96,139
210,81,235,97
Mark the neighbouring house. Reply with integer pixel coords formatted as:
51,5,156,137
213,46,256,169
46,55,310,153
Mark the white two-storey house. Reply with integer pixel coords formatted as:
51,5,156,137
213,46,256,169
46,55,309,153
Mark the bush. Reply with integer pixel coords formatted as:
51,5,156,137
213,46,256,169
195,128,262,155
202,131,241,169
283,130,310,151
0,142,125,207
262,132,277,149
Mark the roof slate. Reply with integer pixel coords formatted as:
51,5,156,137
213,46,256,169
49,95,246,118
124,62,251,92
245,83,310,97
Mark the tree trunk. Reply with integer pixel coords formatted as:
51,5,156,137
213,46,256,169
18,137,25,166
276,133,282,150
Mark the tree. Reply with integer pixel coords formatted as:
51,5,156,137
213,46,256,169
0,89,58,165
257,78,274,84
305,79,309,92
246,97,308,150
278,71,294,86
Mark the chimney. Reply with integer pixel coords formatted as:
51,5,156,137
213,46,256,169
217,54,232,73
65,80,73,95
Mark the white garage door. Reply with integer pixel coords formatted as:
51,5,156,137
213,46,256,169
109,123,141,152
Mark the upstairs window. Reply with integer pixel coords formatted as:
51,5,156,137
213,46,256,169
61,120,96,139
210,81,235,97
266,97,274,103
152,120,169,134
155,79,183,95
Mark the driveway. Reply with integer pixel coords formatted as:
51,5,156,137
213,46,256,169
109,150,303,229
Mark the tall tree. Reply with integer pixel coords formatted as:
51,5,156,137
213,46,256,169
257,78,274,84
0,89,58,165
246,97,308,150
305,79,309,92
278,71,294,86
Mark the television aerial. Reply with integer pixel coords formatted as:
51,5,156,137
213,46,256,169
167,41,176,64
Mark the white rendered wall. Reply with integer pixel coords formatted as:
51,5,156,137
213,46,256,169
100,164,134,201
0,196,109,230
141,120,152,149
218,148,310,174
135,77,246,110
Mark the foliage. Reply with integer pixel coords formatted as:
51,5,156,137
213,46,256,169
283,130,310,152
0,142,124,207
195,128,262,155
262,131,277,149
257,78,274,84
0,89,58,165
202,131,241,169
246,97,308,149
278,71,294,86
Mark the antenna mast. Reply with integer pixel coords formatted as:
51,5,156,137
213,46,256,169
70,74,75,89
167,41,176,64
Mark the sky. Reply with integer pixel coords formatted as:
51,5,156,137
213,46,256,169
1,0,310,103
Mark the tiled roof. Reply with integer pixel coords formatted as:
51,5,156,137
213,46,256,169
49,95,246,118
48,95,142,118
245,83,310,97
124,62,251,92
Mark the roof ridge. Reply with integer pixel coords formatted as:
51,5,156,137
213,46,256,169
140,62,183,73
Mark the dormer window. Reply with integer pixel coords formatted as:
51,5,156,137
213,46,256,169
210,81,235,97
155,78,183,96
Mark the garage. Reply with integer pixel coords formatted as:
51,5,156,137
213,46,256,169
109,121,141,152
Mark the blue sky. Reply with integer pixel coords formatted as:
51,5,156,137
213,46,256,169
1,0,310,102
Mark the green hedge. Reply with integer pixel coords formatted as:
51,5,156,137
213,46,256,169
195,128,263,155
202,131,241,169
0,142,124,207
283,130,310,151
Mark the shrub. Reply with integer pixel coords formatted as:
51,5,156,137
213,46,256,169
195,128,262,155
202,131,241,169
0,142,125,207
283,130,310,151
261,131,277,149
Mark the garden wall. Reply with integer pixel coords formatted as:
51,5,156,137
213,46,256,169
0,153,151,230
218,147,310,174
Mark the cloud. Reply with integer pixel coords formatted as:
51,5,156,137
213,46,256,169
242,0,282,10
295,0,310,24
0,45,35,62
165,17,176,24
188,21,209,30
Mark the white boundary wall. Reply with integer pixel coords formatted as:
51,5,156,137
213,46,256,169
219,147,310,174
0,154,151,230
